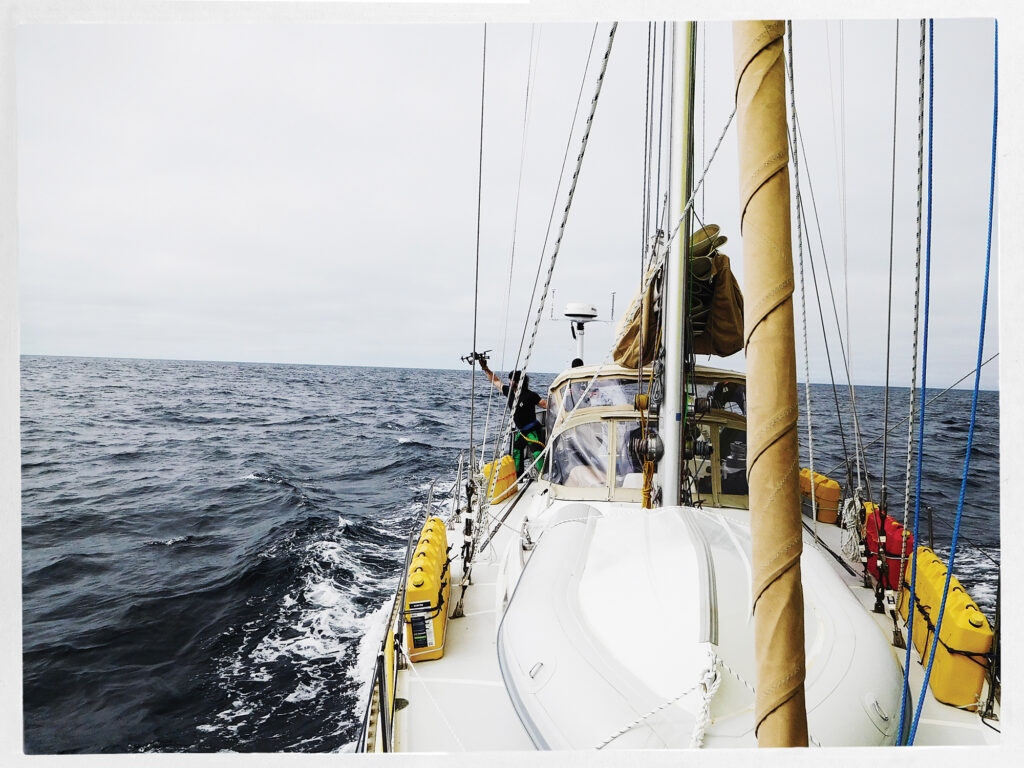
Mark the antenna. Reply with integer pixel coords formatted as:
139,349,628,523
547,293,619,365
563,302,599,362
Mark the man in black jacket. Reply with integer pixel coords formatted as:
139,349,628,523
478,359,548,476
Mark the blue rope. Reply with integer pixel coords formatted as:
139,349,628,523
897,17,934,744
907,18,997,745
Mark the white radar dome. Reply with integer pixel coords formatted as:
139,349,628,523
564,303,598,322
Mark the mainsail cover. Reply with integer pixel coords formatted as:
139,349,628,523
611,262,660,368
612,235,744,367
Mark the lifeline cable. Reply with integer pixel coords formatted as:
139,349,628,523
907,17,997,744
821,352,998,479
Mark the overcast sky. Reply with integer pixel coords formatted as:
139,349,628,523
16,17,999,388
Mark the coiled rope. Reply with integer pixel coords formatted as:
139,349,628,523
593,651,721,749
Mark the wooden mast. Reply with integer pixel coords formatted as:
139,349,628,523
732,20,809,747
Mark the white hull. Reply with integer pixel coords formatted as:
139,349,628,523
386,482,997,751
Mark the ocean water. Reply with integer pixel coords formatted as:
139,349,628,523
21,355,999,753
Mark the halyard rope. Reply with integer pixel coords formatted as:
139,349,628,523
899,18,935,739
786,21,819,543
896,19,928,603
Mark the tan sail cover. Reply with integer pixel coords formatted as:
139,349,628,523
733,20,808,747
611,262,660,368
692,251,744,356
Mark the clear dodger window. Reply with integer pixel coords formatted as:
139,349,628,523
557,377,641,419
547,421,610,487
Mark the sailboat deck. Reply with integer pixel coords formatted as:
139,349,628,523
393,498,998,751
393,554,532,752
800,515,999,746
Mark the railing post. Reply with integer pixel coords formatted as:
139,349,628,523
376,652,392,752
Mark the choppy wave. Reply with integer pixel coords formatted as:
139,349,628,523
21,356,996,753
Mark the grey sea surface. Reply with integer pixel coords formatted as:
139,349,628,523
21,355,999,752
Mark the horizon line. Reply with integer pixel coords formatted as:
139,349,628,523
19,352,999,392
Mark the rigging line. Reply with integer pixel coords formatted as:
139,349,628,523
910,19,997,743
822,352,998,478
483,23,541,467
501,22,619,465
900,17,936,743
922,511,1000,569
792,110,870,500
839,23,854,469
663,106,735,254
503,22,599,393
785,21,819,544
655,21,668,224
790,112,853,490
468,23,488,468
881,20,901,510
701,22,706,216
642,23,653,259
642,28,653,255
796,193,854,493
897,19,928,602
478,23,606,514
483,22,601,491
639,21,653,384
517,105,738,480
835,21,862,494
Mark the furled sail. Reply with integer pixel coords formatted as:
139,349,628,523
611,262,660,368
612,225,744,367
733,19,808,747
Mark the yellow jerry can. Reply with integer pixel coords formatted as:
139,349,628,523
898,545,993,709
482,455,518,503
404,516,450,662
798,468,841,524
